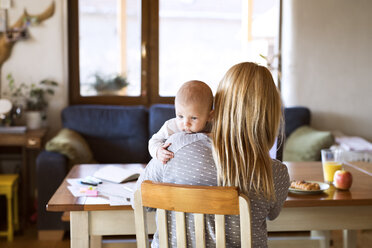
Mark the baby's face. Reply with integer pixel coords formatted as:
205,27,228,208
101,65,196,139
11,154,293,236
175,102,211,133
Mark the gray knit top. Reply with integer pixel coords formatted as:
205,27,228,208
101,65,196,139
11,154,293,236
134,132,290,248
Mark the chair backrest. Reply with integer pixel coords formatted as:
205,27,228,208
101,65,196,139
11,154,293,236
134,180,252,248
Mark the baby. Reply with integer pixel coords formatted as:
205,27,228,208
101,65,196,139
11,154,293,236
149,80,214,164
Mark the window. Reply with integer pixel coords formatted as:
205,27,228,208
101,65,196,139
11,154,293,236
78,0,141,97
68,0,280,105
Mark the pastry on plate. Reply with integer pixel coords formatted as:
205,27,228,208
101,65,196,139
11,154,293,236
290,180,320,191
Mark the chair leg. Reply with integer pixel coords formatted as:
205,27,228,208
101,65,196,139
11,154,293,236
7,194,14,241
311,230,330,248
14,184,19,231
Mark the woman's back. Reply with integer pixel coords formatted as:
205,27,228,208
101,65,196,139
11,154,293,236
135,62,290,247
137,132,289,247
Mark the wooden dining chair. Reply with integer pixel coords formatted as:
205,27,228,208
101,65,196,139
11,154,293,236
134,180,252,248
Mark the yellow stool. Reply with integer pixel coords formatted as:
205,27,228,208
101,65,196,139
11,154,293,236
0,174,19,241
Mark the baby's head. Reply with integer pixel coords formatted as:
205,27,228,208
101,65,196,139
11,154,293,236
175,80,213,133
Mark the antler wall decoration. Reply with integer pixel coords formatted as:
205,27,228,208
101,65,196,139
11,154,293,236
0,1,55,70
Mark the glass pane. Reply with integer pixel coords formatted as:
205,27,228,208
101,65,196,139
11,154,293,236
251,0,280,86
79,0,141,96
159,0,279,96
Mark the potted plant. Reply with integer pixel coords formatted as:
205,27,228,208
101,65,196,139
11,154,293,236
91,73,129,96
25,79,58,129
4,73,58,129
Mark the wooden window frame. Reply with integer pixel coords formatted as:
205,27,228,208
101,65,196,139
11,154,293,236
68,0,174,106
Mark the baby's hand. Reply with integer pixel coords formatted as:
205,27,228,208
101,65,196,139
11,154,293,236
157,143,174,164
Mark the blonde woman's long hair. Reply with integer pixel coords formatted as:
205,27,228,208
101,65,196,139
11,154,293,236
212,62,283,200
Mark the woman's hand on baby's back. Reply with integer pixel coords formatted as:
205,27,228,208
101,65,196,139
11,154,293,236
157,143,174,164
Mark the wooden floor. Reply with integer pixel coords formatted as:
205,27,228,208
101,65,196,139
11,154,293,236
333,230,372,247
0,224,70,248
1,224,372,248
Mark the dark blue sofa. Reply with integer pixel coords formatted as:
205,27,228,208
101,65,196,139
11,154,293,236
36,104,310,233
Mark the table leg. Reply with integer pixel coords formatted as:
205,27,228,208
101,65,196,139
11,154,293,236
90,235,102,248
71,211,89,248
311,230,330,248
343,230,357,248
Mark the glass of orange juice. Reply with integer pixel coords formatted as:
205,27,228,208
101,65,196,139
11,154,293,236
321,149,343,184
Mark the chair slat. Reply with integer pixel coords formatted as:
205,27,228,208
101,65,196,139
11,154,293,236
158,209,169,248
176,212,187,248
134,190,149,248
135,181,253,248
141,181,239,215
215,214,226,248
239,194,252,248
194,213,205,248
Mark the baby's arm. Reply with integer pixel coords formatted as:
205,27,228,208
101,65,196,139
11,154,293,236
148,119,177,164
156,143,174,164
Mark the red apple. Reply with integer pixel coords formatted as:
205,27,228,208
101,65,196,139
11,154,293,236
333,170,353,190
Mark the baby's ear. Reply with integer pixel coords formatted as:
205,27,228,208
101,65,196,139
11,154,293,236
208,110,214,121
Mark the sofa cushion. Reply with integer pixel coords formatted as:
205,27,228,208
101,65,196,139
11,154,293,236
284,107,311,138
283,125,334,161
62,105,149,163
45,128,94,166
149,104,175,138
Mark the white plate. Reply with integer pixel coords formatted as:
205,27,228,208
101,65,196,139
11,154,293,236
289,181,330,194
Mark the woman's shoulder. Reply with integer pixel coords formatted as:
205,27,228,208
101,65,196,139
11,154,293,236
166,132,211,154
271,159,290,187
271,159,289,175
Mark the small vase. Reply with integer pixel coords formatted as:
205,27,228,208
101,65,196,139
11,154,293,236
25,111,43,130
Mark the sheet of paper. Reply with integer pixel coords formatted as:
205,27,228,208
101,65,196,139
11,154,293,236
93,165,143,183
66,178,136,206
98,183,133,198
109,196,130,206
85,197,110,205
67,186,86,197
123,181,136,192
67,178,83,186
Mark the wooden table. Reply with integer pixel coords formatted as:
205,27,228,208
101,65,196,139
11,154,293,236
345,161,372,176
47,164,154,248
47,162,372,248
0,128,47,227
268,161,372,248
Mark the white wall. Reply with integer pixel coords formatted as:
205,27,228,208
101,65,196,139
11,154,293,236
282,0,372,141
1,0,68,137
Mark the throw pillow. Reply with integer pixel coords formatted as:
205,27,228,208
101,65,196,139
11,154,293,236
46,128,95,167
283,126,334,161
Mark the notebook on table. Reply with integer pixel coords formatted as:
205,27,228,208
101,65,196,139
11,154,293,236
93,165,142,184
